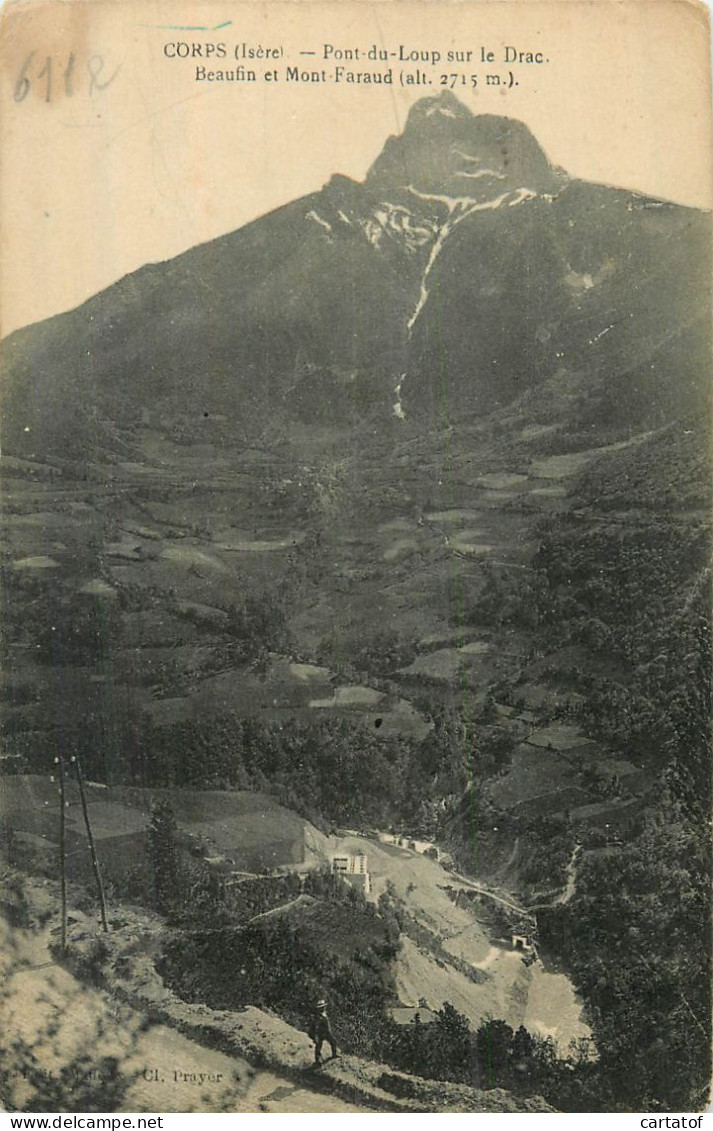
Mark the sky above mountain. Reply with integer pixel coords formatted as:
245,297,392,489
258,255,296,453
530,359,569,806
1,0,711,337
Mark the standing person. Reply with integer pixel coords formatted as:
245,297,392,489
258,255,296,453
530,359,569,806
310,998,338,1065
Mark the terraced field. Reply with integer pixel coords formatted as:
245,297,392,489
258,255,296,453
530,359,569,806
2,420,657,799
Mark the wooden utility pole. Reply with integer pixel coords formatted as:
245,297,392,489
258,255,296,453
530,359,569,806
71,756,109,932
55,757,67,950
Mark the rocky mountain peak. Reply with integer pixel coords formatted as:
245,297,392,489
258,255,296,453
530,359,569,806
366,93,558,201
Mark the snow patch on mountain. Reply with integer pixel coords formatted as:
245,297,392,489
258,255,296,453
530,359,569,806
407,228,450,331
426,103,459,118
456,168,509,181
564,256,615,294
406,186,536,333
362,202,438,253
306,210,333,235
451,148,485,164
506,188,538,207
393,373,407,420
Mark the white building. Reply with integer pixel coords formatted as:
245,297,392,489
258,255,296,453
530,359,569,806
331,851,371,894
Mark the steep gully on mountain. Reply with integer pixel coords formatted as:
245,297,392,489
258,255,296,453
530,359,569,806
390,178,540,419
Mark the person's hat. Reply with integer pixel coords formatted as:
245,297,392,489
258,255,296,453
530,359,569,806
316,999,327,1009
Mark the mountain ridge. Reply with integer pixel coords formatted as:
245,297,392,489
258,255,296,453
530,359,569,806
2,92,710,461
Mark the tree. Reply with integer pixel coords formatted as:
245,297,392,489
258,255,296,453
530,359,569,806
148,798,183,913
476,1018,515,1087
428,1002,475,1082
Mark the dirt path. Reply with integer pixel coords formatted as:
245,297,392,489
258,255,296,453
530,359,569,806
0,916,364,1113
530,845,582,911
243,1072,363,1113
445,870,533,918
554,845,581,906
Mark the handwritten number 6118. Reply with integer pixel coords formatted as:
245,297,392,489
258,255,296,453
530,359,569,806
13,52,121,102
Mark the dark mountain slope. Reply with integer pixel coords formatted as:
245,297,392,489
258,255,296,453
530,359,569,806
405,180,710,421
2,92,709,461
1,191,417,456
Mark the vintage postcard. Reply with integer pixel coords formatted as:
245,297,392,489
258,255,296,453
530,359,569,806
0,0,711,1115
